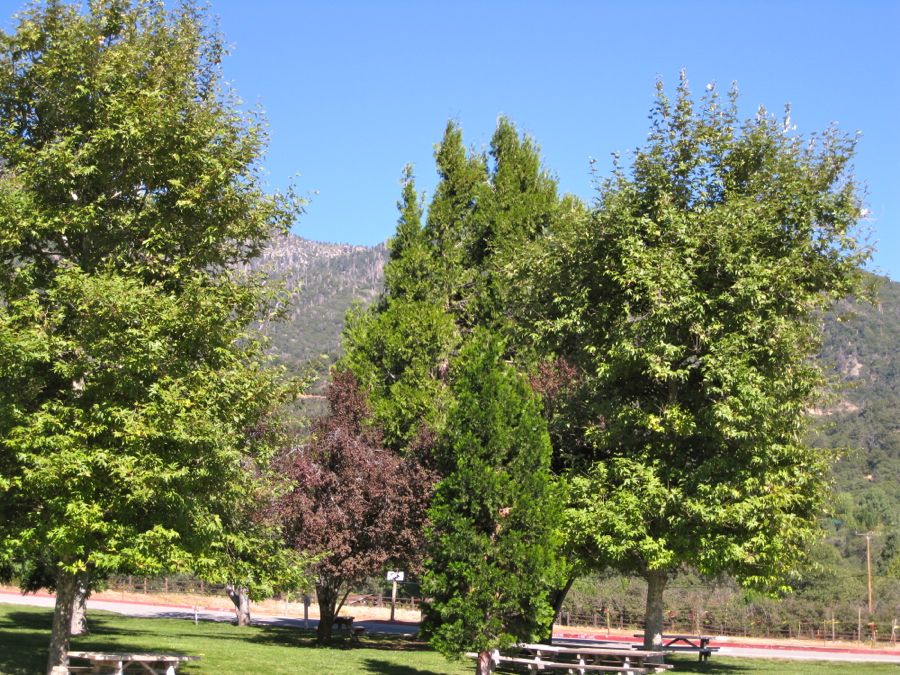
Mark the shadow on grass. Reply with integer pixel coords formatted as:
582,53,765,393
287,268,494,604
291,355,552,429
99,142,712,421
0,608,53,630
246,623,433,653
666,655,754,673
359,658,457,675
0,610,51,674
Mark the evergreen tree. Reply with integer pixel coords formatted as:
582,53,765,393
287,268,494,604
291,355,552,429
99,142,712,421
342,118,578,452
423,332,564,675
382,165,436,304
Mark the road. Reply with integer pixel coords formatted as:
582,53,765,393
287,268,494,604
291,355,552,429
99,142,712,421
3,591,899,664
0,591,418,636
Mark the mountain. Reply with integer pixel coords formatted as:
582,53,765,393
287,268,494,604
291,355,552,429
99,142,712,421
250,233,388,371
814,274,900,509
258,235,900,507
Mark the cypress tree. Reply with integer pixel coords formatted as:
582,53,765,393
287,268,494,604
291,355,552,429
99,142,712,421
423,331,564,675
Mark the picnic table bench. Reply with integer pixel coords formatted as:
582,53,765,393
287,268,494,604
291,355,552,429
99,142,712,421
332,615,367,642
632,634,719,661
521,643,671,673
466,643,671,674
66,651,199,675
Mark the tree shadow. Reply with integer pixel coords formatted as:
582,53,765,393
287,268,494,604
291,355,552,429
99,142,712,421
0,608,52,631
359,659,458,675
0,611,52,674
665,655,755,673
246,622,431,653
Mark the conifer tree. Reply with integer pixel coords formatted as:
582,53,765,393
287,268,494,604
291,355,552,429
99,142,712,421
423,331,564,675
343,118,577,451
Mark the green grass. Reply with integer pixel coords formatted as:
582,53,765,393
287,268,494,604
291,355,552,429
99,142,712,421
1,604,897,674
664,655,899,674
0,604,469,675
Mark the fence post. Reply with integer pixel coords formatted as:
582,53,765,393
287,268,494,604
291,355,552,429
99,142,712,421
858,607,862,642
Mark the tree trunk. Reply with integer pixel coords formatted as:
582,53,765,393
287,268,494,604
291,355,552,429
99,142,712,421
642,569,669,651
475,649,495,675
46,569,78,675
315,583,338,644
545,576,576,641
225,584,251,627
69,573,90,636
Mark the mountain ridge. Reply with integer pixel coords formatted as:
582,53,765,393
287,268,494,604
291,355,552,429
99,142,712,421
259,233,900,509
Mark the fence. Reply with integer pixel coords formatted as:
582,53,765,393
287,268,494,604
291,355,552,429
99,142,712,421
102,575,897,645
556,604,899,645
104,575,424,610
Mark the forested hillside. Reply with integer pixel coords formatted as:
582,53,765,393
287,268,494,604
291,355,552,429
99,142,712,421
262,236,899,516
251,234,388,370
816,276,900,507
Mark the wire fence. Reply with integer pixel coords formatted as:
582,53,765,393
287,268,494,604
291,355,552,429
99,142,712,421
556,605,899,645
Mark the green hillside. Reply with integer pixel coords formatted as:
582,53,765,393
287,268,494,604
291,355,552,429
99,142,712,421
252,234,388,371
815,275,900,506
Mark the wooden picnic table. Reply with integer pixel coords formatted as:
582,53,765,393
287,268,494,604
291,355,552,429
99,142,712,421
520,643,671,674
632,633,718,661
67,651,199,675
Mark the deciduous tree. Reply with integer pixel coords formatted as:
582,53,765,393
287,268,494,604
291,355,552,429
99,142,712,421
522,73,871,648
274,371,434,643
0,1,296,669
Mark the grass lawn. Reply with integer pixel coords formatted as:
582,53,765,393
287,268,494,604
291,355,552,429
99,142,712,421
2,603,897,674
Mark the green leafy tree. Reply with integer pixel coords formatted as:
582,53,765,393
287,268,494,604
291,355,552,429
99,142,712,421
423,332,564,675
523,73,870,648
0,1,296,669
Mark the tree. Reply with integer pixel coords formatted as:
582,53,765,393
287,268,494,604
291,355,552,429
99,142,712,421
274,371,434,643
423,332,564,675
341,118,578,648
343,118,577,451
0,2,296,670
522,73,871,648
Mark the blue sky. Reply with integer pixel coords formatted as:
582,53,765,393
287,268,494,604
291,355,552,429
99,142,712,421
1,1,898,279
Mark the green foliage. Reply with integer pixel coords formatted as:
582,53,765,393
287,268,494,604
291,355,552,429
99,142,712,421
423,332,565,658
341,117,579,451
0,0,295,588
526,73,870,591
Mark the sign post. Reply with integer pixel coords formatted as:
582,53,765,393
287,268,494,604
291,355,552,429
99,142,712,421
386,571,405,622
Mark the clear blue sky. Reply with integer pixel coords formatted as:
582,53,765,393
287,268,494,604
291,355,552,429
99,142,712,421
2,1,898,279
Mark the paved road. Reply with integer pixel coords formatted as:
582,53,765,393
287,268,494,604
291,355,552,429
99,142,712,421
0,591,418,636
3,592,899,664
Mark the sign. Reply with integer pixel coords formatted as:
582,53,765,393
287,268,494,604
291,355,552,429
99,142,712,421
386,570,405,582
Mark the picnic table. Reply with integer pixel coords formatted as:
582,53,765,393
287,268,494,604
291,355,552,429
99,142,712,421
520,643,671,674
331,615,367,642
67,651,199,675
632,634,718,661
466,643,671,674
